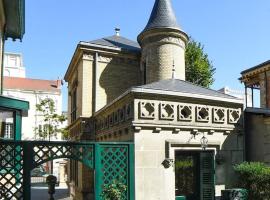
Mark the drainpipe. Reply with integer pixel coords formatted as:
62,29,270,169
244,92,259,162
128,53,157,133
92,52,98,114
265,71,268,108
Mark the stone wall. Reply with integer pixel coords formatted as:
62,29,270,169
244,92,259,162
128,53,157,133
94,92,244,199
245,111,270,165
139,30,188,83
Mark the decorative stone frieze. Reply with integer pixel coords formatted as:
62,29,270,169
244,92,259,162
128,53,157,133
125,103,133,120
160,103,175,120
178,105,192,121
95,103,133,133
228,109,241,124
213,108,226,123
82,53,94,61
119,108,125,122
196,106,210,122
135,99,242,129
98,55,139,65
139,101,155,119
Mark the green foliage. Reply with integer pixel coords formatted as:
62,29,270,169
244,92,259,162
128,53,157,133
234,162,270,199
101,180,127,200
175,159,193,170
35,98,67,140
185,38,216,88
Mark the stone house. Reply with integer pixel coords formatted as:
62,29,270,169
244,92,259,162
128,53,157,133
240,60,270,165
64,0,244,199
0,0,29,142
3,52,64,140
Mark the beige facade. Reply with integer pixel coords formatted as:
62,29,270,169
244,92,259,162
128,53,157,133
65,0,244,199
93,89,244,200
65,42,141,132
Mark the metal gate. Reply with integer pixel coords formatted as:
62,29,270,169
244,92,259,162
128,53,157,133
0,140,134,200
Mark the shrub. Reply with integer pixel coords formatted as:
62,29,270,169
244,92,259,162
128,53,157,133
234,162,270,200
101,180,127,200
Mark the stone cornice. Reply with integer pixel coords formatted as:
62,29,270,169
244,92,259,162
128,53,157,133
240,63,270,84
65,43,140,81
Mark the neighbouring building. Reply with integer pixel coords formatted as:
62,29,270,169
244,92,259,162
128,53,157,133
240,60,270,165
0,0,29,141
2,52,64,140
65,0,244,199
219,86,252,108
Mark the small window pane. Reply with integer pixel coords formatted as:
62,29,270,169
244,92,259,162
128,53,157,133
0,111,14,139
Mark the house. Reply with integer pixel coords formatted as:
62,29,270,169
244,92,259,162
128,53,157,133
3,52,64,140
0,0,28,141
240,60,270,165
65,0,244,199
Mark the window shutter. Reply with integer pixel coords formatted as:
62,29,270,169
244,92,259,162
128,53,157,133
200,151,215,200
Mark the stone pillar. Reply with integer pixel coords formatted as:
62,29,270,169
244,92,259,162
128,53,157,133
259,72,270,108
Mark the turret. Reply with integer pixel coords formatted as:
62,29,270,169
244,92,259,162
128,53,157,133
138,0,188,83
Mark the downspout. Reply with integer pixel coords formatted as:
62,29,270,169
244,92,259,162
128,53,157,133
265,71,268,108
92,52,98,115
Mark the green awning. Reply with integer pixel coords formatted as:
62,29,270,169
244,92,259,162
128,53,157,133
0,95,29,111
3,0,25,40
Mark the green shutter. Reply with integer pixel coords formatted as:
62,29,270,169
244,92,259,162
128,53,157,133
200,151,215,200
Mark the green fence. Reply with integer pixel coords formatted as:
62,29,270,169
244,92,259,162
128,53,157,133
0,140,134,200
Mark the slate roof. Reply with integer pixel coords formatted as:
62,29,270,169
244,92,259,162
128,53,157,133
142,0,181,33
132,79,238,100
88,35,141,53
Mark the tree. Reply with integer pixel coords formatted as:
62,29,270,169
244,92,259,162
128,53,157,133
185,38,216,88
35,98,67,140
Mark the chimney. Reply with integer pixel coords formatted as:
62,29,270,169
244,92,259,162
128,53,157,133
115,27,120,36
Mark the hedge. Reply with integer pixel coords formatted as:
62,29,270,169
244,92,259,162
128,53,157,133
234,162,270,200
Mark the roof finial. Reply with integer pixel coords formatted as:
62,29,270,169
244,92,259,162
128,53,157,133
115,27,120,36
172,60,175,79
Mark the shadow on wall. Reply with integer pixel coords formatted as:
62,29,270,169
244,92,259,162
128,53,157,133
215,129,244,188
99,59,141,104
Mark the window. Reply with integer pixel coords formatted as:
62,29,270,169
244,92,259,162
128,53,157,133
0,110,14,139
70,88,77,123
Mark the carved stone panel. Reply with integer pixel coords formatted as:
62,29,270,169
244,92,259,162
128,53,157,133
139,101,156,119
159,103,175,120
213,108,226,123
178,105,192,121
228,109,241,124
196,106,210,122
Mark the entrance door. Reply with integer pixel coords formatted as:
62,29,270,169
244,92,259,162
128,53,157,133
175,151,215,200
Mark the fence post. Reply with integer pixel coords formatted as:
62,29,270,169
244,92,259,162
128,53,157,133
129,144,135,200
94,143,101,200
22,142,33,199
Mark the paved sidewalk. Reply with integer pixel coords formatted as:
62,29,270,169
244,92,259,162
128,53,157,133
31,186,70,200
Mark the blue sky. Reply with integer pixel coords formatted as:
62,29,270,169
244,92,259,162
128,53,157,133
5,0,270,110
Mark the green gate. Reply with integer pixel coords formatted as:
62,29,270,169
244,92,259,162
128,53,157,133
0,140,134,200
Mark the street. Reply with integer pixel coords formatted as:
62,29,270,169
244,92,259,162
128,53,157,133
31,186,70,200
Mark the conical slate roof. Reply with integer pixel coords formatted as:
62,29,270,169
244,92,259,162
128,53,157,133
142,0,181,32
